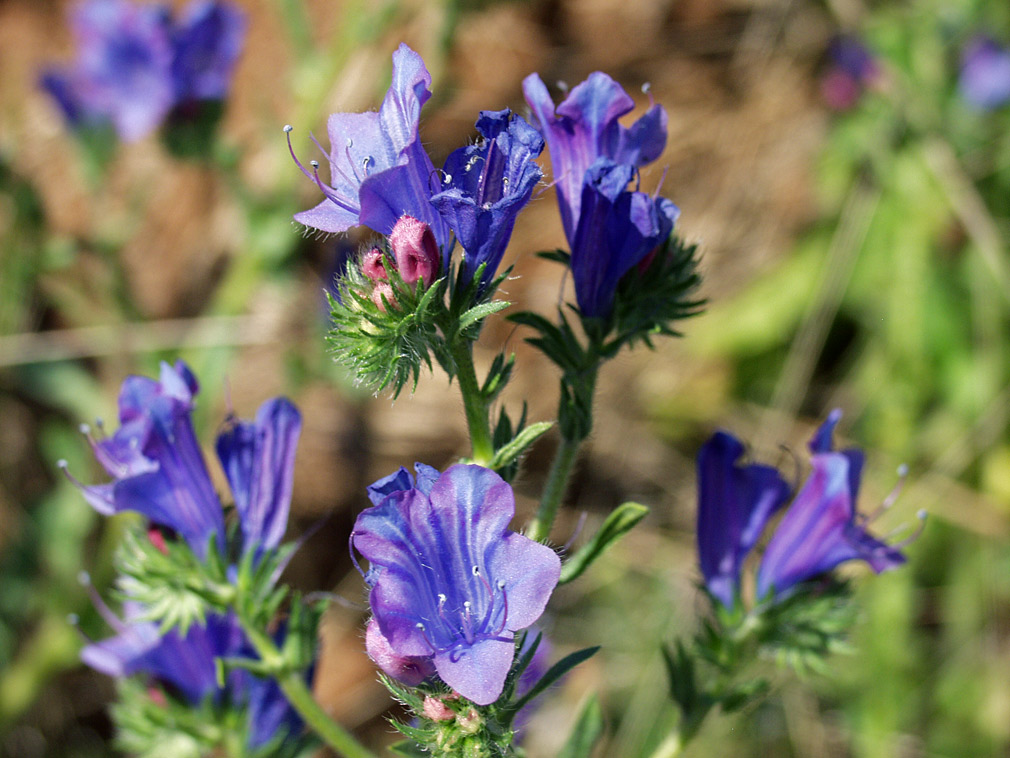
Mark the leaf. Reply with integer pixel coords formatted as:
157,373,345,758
458,299,511,330
557,694,604,758
559,503,649,584
506,646,600,716
489,421,554,471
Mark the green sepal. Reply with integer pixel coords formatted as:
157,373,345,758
489,421,553,473
535,249,571,265
388,739,430,757
557,694,604,758
491,403,527,482
480,352,516,403
559,502,649,585
459,299,511,331
507,311,586,374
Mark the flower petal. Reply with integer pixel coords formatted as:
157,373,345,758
433,636,515,706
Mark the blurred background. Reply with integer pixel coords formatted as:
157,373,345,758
2,0,1010,755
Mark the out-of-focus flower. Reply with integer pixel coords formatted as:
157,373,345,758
959,35,1010,110
170,1,245,106
82,605,302,748
522,71,668,244
697,411,921,607
289,44,450,247
41,0,175,141
352,464,560,705
696,431,792,610
431,109,544,287
62,360,301,559
821,35,880,111
41,0,245,142
569,159,679,318
756,411,914,599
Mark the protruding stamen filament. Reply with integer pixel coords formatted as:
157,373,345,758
887,509,928,550
860,463,909,525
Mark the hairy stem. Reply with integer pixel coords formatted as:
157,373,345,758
237,615,376,758
450,337,494,465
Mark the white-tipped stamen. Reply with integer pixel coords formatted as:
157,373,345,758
283,124,293,133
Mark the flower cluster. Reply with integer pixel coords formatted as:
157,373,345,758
289,44,545,292
82,604,302,749
523,71,678,319
820,35,881,111
351,463,560,705
62,360,300,559
42,0,244,142
697,410,921,609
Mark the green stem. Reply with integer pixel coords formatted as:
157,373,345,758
527,435,580,542
450,337,494,465
236,615,376,758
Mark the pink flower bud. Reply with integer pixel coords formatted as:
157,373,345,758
365,618,435,685
390,215,440,285
371,281,396,312
361,247,388,281
422,696,455,722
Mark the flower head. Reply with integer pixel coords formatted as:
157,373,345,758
697,411,920,607
756,411,912,600
569,159,679,318
522,71,667,243
289,44,450,248
959,35,1010,110
431,109,545,287
42,0,176,141
821,36,880,110
696,431,792,609
170,1,245,105
82,605,302,748
62,360,301,559
352,464,560,705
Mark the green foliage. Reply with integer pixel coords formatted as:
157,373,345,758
559,502,650,585
557,694,604,758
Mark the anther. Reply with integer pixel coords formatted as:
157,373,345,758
79,423,91,436
346,138,353,148
283,124,293,133
496,580,505,590
556,80,569,92
57,459,68,470
641,82,651,94
78,570,91,587
471,565,480,576
310,160,320,168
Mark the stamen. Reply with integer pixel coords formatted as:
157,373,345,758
556,80,569,93
494,586,509,636
642,81,655,106
562,511,589,553
652,166,669,200
79,572,127,633
888,509,928,549
414,622,438,654
860,464,909,525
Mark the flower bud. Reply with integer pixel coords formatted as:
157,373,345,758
361,247,388,282
371,281,396,312
422,696,455,722
389,215,440,285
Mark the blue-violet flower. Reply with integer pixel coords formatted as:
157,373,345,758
289,44,450,250
62,360,301,559
430,109,545,288
569,159,679,318
169,1,246,106
82,604,302,748
352,464,561,705
959,35,1010,110
522,71,667,243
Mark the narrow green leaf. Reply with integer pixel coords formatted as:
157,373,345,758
489,421,554,471
559,502,649,584
458,299,511,330
557,694,604,758
507,646,600,716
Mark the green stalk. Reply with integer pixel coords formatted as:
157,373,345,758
648,730,684,758
527,435,580,542
450,337,494,465
236,615,376,758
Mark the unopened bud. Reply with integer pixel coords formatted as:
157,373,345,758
389,215,440,285
371,281,396,312
361,247,388,282
422,695,455,722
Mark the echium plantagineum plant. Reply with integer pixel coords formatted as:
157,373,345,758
65,41,922,758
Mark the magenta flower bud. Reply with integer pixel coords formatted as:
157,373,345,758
365,617,435,686
389,215,440,285
422,696,455,721
361,247,388,282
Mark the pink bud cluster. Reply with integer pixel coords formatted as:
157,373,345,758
361,215,440,311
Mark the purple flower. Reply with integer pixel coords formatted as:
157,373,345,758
62,360,301,558
42,0,176,141
82,606,302,748
289,44,450,249
522,71,667,244
352,464,561,705
430,109,545,287
569,159,679,318
959,35,1010,110
756,411,911,599
821,35,879,110
170,1,245,105
696,431,792,609
698,411,919,606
